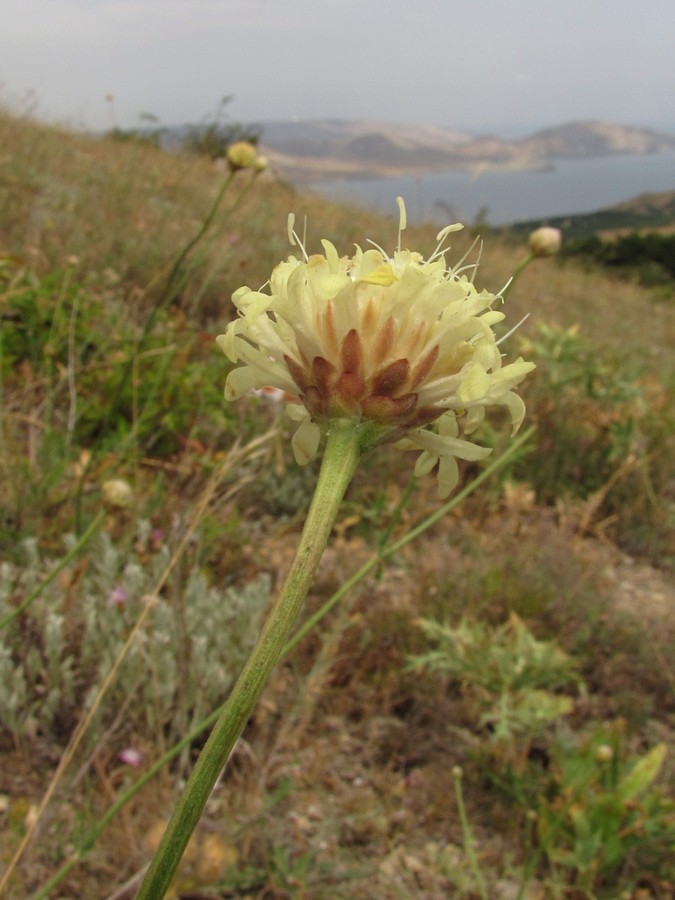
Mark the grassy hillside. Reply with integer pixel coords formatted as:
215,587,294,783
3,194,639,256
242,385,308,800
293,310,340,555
1,109,674,899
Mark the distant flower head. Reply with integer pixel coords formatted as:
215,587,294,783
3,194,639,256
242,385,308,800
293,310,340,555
101,479,134,511
217,199,535,496
528,226,562,257
594,744,614,763
226,141,267,173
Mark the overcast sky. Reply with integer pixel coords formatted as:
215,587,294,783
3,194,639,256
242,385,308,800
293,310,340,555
3,0,674,136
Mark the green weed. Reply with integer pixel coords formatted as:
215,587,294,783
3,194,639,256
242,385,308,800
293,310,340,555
536,724,674,894
410,614,674,894
410,614,582,770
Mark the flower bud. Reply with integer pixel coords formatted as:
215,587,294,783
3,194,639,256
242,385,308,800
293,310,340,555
101,478,134,511
528,226,562,257
594,744,614,763
226,141,266,173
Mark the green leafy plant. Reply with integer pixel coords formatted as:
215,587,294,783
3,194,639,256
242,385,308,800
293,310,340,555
409,613,583,769
105,112,165,149
563,231,675,292
520,321,648,497
536,724,674,893
516,320,675,559
410,611,674,893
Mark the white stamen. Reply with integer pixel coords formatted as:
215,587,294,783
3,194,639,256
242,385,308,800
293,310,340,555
496,313,530,346
445,236,482,281
287,213,296,246
495,276,513,302
366,238,389,257
426,222,465,267
396,196,407,253
286,212,309,261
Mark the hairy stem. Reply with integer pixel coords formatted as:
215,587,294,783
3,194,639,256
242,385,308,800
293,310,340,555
135,418,365,899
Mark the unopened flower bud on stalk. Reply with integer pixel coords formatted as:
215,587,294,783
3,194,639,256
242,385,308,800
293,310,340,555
226,141,267,173
528,226,562,257
218,198,535,497
101,478,134,511
594,744,614,763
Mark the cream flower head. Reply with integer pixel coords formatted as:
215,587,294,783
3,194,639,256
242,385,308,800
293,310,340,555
528,226,562,257
217,199,535,497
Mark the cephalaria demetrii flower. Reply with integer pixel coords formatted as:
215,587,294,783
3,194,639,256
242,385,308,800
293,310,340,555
217,198,535,497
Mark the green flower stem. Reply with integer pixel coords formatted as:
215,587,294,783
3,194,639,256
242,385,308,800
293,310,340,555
284,424,535,656
0,510,104,631
135,418,365,900
501,252,535,300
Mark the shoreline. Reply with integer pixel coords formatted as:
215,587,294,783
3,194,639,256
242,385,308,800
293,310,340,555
266,153,556,184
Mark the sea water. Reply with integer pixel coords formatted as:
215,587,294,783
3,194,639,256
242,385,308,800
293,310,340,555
305,151,675,226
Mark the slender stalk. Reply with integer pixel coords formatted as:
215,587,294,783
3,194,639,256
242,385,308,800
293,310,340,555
453,766,488,900
135,418,365,899
501,252,534,300
0,511,105,631
31,701,223,900
101,170,235,433
74,167,250,534
284,424,535,656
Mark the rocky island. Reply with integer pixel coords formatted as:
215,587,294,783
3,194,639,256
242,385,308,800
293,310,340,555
257,119,675,182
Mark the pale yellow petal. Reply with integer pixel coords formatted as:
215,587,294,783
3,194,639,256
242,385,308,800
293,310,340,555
414,450,438,478
437,455,459,498
292,420,321,466
224,366,258,400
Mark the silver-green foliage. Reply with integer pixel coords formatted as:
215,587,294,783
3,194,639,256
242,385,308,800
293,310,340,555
409,613,584,767
0,522,271,740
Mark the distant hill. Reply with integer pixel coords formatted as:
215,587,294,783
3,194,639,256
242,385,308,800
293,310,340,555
501,189,675,239
515,122,675,161
256,119,675,182
257,119,473,161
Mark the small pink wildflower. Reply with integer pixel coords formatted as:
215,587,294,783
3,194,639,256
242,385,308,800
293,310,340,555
109,587,128,606
119,747,143,767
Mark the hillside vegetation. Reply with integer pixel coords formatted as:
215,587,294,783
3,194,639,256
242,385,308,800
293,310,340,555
1,109,674,899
